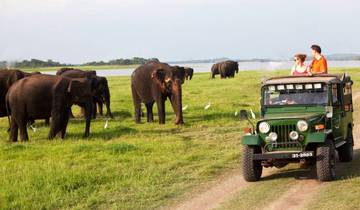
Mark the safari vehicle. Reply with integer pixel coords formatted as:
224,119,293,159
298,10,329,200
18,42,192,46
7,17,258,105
240,74,354,182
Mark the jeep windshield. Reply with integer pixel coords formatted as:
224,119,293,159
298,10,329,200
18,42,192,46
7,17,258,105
263,83,328,106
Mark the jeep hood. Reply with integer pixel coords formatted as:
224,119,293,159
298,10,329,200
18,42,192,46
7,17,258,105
262,112,324,120
262,106,325,121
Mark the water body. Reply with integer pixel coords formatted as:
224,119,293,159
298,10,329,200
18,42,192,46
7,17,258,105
42,60,360,77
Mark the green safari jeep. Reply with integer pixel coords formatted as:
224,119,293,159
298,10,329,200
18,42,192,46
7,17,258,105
240,74,354,182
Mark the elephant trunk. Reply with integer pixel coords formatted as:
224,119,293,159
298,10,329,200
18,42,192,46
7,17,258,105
170,80,184,125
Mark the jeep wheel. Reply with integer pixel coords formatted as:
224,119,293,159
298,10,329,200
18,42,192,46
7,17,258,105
338,128,354,162
316,140,336,181
242,145,262,182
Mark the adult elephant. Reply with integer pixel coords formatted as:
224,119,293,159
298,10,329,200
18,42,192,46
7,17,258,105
211,63,220,79
56,68,113,118
131,62,184,125
6,74,93,141
219,60,239,78
184,67,194,80
0,69,40,117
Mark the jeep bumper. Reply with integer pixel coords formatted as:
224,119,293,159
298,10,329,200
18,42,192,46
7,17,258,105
253,151,314,160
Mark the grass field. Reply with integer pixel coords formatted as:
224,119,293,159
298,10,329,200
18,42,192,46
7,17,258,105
0,68,359,209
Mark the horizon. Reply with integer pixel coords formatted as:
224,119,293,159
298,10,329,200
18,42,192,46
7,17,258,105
1,0,360,63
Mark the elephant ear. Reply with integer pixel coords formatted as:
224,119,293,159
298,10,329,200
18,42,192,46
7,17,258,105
151,69,167,92
151,69,166,83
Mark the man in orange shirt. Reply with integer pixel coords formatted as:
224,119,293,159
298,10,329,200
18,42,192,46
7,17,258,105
309,44,328,74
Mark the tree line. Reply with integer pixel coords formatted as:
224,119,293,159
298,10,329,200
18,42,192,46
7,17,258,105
0,57,158,68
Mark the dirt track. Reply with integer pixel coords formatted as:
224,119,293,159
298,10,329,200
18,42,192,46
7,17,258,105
170,92,360,210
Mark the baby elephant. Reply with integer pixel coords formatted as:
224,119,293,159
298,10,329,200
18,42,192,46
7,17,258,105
6,74,94,141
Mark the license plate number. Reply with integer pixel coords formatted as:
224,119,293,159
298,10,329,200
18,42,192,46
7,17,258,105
292,152,313,158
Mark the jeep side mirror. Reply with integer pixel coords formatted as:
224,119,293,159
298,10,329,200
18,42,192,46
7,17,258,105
240,110,248,121
240,109,256,134
325,106,333,118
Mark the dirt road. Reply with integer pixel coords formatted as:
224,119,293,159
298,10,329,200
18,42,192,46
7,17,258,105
170,92,360,210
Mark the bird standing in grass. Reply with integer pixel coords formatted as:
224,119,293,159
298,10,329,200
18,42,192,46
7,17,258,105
204,102,211,110
104,120,109,129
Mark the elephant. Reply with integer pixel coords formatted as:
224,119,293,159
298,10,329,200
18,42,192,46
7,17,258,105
56,68,113,118
6,74,94,141
93,76,113,118
184,67,194,80
211,61,239,79
211,63,220,79
0,69,41,117
131,61,184,125
219,60,239,78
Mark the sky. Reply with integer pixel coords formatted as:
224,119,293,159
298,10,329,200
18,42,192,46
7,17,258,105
1,0,360,63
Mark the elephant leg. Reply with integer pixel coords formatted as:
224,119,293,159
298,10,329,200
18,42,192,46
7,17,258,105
145,102,154,122
104,101,113,118
131,85,142,123
19,119,29,142
83,103,92,138
220,71,225,79
91,102,97,119
9,118,18,142
49,113,61,140
156,99,166,124
60,109,70,139
98,102,103,116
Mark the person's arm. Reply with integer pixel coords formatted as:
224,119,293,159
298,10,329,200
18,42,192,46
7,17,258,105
321,58,327,74
290,65,295,75
320,59,328,74
306,66,312,76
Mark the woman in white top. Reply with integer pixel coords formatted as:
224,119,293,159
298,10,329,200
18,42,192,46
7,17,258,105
291,54,311,76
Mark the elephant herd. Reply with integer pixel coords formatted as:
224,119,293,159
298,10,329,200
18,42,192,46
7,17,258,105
0,68,112,141
0,59,239,142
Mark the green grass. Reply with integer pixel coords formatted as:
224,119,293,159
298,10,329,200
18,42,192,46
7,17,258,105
20,64,139,72
0,68,359,209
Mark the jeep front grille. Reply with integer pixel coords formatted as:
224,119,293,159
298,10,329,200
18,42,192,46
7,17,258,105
265,124,303,152
271,124,296,143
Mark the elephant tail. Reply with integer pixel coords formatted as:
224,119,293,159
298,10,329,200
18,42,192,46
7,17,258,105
5,95,11,132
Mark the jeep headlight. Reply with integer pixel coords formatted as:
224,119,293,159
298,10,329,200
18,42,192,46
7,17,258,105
289,131,299,140
259,122,270,134
268,132,278,142
297,120,308,132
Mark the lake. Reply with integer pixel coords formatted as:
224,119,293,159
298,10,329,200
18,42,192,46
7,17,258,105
42,60,360,77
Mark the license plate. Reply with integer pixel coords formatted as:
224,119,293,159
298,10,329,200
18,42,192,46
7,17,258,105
291,152,313,158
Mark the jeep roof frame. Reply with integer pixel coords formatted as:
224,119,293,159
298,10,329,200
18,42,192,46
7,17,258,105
261,74,350,87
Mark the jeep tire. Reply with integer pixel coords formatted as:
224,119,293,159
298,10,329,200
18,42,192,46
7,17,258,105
316,140,336,181
242,145,262,182
338,127,354,162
